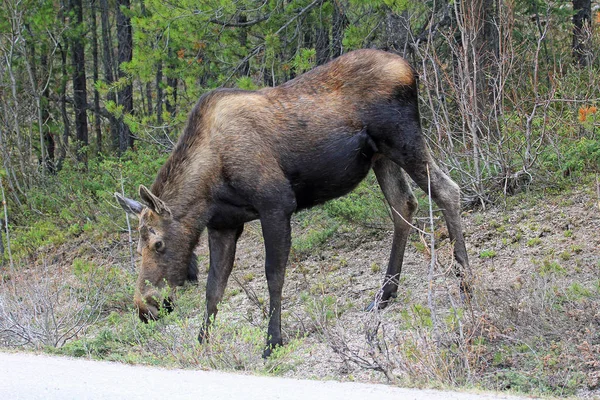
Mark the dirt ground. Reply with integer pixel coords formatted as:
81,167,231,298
192,184,600,396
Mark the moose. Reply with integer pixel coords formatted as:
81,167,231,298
116,49,470,357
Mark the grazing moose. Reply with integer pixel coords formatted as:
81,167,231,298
116,49,470,357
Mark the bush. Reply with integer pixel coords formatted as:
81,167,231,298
3,145,169,262
559,138,600,175
323,172,390,228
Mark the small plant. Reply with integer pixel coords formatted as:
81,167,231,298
567,282,592,300
560,137,600,175
479,249,497,259
527,237,542,247
571,244,583,253
539,259,566,275
323,172,390,227
263,336,305,375
514,231,523,242
412,240,427,254
370,262,381,273
0,261,115,348
291,210,339,258
301,292,343,330
559,251,571,261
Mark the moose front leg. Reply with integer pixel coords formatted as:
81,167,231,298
259,209,293,358
199,225,244,343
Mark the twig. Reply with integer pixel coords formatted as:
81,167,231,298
390,205,429,235
209,15,270,27
274,0,325,37
596,174,600,212
232,274,268,318
426,163,440,346
119,169,136,273
0,175,13,272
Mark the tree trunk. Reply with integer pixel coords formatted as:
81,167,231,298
238,14,251,76
572,0,592,67
24,32,54,175
100,0,119,151
156,59,163,126
315,15,330,65
165,75,177,117
58,40,70,169
384,8,411,57
482,0,499,61
70,0,89,164
0,218,4,266
40,48,55,173
165,48,177,118
91,0,101,155
145,83,153,116
117,0,134,153
331,0,348,58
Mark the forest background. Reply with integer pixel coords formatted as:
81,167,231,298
1,0,599,226
0,0,599,398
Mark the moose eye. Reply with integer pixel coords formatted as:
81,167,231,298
154,241,164,253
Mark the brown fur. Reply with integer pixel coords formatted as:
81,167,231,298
116,49,470,356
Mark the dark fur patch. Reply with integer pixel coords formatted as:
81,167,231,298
187,254,199,282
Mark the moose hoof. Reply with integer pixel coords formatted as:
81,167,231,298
262,347,272,359
262,342,282,359
365,292,397,312
198,329,209,344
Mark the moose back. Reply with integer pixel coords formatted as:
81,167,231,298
116,49,470,358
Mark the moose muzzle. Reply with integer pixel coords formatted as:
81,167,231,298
134,290,174,323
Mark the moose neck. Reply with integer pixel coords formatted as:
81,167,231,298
151,139,216,235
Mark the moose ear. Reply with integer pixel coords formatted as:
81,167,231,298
139,185,171,216
115,193,144,216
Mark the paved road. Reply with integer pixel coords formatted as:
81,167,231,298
0,352,526,400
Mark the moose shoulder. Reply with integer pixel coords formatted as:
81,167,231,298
115,49,470,358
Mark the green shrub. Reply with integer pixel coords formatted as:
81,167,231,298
542,137,600,178
291,209,339,257
323,172,390,227
6,145,169,261
10,220,65,260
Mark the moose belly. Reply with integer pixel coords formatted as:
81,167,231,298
283,129,377,210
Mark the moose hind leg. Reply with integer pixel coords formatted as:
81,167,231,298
367,157,418,311
380,116,470,294
199,225,244,343
405,158,471,293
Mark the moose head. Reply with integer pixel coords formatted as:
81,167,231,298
115,186,198,322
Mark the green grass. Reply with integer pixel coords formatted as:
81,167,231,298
566,282,593,300
291,212,339,257
322,172,390,227
479,249,497,259
4,146,170,263
539,259,566,275
10,220,67,261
